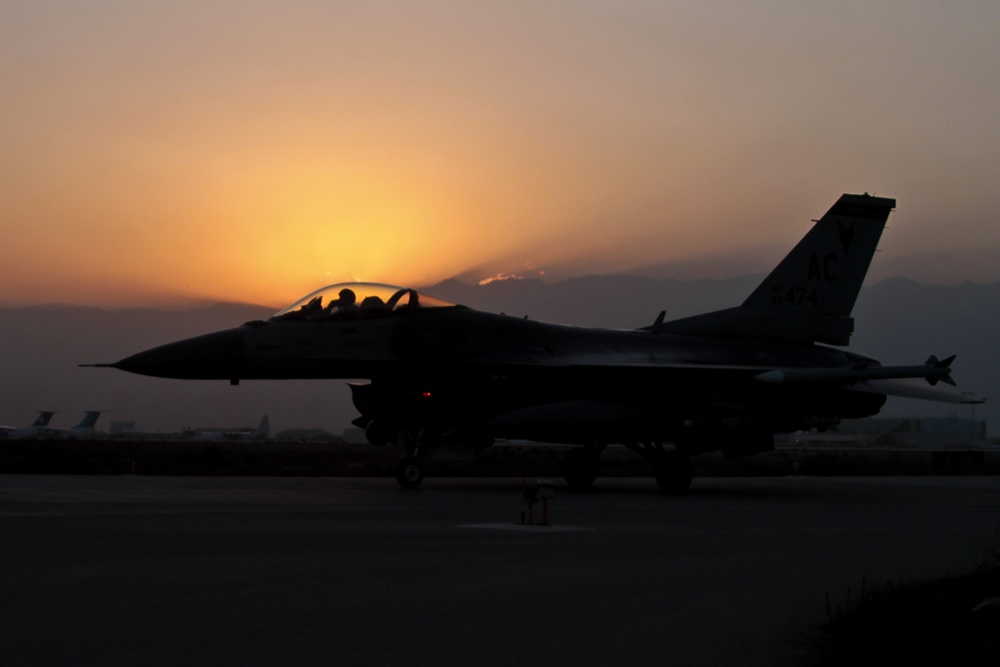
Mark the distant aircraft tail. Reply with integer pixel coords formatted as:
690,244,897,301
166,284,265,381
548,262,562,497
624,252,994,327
72,410,103,430
32,411,55,427
255,415,270,436
657,193,895,345
239,415,270,440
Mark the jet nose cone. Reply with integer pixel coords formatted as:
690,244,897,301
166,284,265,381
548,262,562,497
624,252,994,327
113,329,246,380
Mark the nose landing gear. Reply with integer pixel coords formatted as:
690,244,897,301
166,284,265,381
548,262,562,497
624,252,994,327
394,428,425,489
395,457,424,489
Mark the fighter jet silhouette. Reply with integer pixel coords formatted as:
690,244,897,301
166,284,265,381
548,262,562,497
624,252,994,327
88,194,983,490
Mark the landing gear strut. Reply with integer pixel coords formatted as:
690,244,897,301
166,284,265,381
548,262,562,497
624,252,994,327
394,428,425,490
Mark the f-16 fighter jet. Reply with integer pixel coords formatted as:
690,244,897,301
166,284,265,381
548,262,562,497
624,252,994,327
88,194,983,490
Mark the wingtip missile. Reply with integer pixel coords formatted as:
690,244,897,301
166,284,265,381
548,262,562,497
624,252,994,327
754,356,963,387
924,354,957,386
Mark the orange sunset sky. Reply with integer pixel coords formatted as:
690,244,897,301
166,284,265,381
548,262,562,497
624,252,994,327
3,2,1000,308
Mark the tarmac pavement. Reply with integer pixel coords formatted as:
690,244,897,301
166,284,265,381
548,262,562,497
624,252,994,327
0,474,997,666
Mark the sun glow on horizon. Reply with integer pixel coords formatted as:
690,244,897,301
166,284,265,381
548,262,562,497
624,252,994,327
3,3,1000,308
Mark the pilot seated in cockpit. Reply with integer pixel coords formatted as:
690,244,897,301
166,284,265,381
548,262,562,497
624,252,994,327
322,288,359,317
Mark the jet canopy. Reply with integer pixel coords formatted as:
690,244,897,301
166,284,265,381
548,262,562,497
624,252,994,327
272,282,457,321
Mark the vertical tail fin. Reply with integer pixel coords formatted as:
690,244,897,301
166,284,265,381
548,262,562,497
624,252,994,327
239,415,270,440
32,411,55,427
659,194,895,345
742,193,895,318
73,411,103,429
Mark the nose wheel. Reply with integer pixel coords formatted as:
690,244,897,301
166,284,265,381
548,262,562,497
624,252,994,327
395,457,424,489
393,427,426,489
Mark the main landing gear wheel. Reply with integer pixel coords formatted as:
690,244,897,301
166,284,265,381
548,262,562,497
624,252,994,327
395,458,424,489
654,452,694,494
562,448,600,490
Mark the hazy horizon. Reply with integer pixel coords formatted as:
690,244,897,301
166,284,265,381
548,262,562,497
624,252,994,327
2,267,997,311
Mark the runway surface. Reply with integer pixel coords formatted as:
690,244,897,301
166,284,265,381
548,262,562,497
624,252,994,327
1,475,998,666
